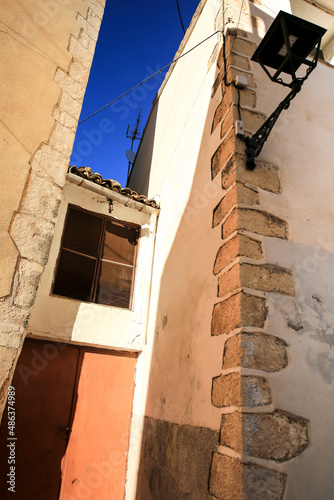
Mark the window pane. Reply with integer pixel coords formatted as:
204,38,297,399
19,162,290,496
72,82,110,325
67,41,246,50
53,250,96,301
96,262,133,308
102,221,139,265
62,208,103,257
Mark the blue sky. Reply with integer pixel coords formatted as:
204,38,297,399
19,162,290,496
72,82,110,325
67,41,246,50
71,0,200,186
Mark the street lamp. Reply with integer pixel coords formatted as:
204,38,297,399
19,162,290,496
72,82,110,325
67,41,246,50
242,11,326,170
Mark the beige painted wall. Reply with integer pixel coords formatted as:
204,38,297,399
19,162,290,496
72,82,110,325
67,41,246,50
0,0,89,297
0,0,105,416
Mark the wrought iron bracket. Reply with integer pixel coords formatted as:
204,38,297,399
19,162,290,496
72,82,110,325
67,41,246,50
241,37,321,170
242,80,304,170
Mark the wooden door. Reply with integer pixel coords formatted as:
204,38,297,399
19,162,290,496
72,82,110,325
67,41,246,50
59,350,137,500
0,339,79,499
0,339,137,499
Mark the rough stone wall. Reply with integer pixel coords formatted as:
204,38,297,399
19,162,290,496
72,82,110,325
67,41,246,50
208,28,309,499
0,0,105,418
136,418,218,500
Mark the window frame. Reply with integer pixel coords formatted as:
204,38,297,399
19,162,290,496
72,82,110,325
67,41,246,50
51,204,140,310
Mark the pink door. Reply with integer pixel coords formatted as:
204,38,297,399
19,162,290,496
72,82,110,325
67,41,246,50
59,349,137,499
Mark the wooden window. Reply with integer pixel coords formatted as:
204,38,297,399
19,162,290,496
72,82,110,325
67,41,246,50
52,205,140,309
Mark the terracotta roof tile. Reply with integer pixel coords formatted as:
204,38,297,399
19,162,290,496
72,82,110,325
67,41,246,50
68,166,159,208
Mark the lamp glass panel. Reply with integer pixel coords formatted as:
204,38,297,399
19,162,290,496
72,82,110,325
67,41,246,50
251,11,326,75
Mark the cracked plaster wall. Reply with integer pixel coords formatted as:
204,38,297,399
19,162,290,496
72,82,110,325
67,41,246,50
245,12,334,496
263,238,334,499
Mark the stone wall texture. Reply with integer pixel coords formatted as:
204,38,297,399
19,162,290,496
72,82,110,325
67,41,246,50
208,24,310,499
0,0,105,417
136,417,219,500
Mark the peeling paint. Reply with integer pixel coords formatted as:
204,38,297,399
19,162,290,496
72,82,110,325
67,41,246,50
306,349,334,385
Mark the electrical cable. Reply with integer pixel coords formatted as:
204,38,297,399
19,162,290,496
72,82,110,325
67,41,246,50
0,20,67,72
176,0,186,35
79,29,222,125
231,0,245,52
221,0,245,125
237,88,242,120
79,0,248,125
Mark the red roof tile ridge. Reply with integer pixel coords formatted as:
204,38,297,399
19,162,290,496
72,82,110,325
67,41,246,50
68,166,159,208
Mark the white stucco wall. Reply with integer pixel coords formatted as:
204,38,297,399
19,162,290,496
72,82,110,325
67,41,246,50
247,41,334,498
227,1,334,497
130,0,226,432
131,0,334,498
28,177,158,351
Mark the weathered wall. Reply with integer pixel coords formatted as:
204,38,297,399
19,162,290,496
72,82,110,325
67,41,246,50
129,1,225,497
0,0,106,416
246,24,334,500
130,0,334,498
243,2,334,497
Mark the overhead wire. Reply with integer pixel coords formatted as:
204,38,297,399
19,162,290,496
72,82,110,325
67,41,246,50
79,29,223,125
231,0,245,52
221,0,245,127
0,19,67,72
79,0,248,125
128,0,248,187
175,0,186,35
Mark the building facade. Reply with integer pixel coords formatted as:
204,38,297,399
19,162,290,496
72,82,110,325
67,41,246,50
1,0,334,499
129,0,334,498
0,0,106,412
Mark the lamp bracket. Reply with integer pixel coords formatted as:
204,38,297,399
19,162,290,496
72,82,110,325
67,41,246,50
242,74,310,170
242,11,326,170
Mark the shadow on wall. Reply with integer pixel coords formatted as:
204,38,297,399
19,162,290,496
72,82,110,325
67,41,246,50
134,64,223,499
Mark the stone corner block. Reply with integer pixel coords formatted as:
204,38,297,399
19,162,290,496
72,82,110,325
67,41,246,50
85,0,104,21
218,263,295,297
211,130,245,179
226,36,257,57
10,213,55,266
30,144,69,187
222,154,281,193
222,207,288,240
53,105,78,132
220,410,309,462
209,453,287,500
0,232,19,299
48,122,76,158
212,292,267,335
68,35,94,69
14,259,44,309
213,234,263,275
212,372,272,408
54,68,86,102
223,332,288,372
213,183,259,228
20,174,62,224
87,7,103,32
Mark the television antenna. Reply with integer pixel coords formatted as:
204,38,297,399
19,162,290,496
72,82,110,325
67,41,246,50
126,109,143,183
